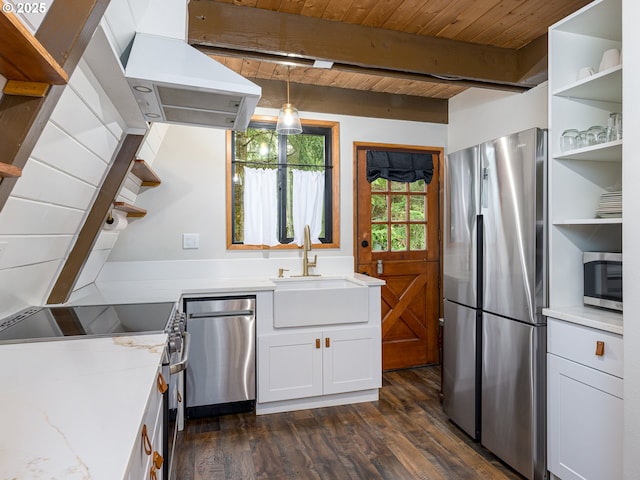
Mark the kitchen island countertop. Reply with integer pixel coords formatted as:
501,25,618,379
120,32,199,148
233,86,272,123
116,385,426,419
0,333,167,480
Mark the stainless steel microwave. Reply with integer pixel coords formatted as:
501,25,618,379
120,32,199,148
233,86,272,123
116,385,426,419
583,252,622,311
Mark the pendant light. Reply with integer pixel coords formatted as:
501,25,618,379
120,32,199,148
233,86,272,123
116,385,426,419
276,66,302,135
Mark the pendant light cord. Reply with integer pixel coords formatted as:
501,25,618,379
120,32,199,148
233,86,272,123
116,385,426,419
287,66,291,104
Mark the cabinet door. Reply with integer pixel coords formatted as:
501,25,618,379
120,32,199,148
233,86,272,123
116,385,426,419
323,326,381,395
258,332,323,402
548,354,623,480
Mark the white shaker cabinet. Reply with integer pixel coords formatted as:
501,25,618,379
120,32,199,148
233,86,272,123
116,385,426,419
547,318,623,480
258,325,381,404
126,367,166,480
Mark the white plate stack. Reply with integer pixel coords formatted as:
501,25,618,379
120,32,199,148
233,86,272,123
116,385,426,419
596,191,622,218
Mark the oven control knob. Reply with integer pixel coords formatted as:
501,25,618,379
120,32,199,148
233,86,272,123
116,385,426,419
171,323,185,335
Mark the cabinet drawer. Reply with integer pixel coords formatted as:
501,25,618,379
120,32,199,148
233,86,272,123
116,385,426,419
547,317,623,378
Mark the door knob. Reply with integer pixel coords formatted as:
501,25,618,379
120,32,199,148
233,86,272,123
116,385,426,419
361,240,369,248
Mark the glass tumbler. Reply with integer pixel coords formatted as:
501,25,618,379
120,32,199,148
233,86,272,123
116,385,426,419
578,131,589,149
560,129,580,152
586,125,604,146
607,112,622,141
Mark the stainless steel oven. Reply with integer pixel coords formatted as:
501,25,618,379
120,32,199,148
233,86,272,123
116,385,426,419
0,301,189,480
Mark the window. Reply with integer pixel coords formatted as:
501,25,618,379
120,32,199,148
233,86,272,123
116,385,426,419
226,117,339,248
370,178,428,252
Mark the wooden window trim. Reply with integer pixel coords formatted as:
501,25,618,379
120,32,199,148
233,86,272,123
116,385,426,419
226,116,340,250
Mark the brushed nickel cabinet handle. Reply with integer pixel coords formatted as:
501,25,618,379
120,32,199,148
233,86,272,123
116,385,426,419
595,341,605,357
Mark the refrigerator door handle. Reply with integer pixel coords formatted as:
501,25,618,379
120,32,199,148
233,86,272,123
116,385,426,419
481,167,489,209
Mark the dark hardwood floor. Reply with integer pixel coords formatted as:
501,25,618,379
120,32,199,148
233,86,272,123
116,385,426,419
173,366,524,479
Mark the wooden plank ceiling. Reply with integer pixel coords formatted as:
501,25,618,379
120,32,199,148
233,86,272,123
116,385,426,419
188,0,592,121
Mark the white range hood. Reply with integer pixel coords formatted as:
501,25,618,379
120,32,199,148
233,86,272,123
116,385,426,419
124,33,261,131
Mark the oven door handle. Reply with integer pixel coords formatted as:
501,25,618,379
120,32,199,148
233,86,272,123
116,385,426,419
169,331,190,375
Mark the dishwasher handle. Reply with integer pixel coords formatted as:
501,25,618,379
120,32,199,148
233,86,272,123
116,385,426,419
188,310,254,319
170,331,191,376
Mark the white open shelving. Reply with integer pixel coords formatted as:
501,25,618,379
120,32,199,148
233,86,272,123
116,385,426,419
547,0,623,323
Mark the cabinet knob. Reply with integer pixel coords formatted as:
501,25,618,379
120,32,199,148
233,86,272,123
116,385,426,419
141,424,153,455
325,337,331,348
157,373,168,394
595,341,605,357
315,338,320,349
153,451,164,469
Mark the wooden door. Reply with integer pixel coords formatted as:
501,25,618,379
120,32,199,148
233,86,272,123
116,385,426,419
354,143,442,371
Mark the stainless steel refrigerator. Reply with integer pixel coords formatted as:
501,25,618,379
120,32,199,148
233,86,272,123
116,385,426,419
443,128,547,480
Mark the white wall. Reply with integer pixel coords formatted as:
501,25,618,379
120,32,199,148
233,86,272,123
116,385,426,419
622,0,640,477
105,109,447,272
448,82,548,152
0,60,129,318
75,123,167,289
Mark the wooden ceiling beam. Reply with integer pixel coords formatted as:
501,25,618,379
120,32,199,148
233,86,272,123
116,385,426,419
196,45,530,94
252,79,448,124
517,33,549,86
188,0,542,89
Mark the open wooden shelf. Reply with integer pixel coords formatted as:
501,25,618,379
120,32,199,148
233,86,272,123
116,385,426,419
0,162,22,178
131,159,161,187
0,6,67,85
113,201,147,218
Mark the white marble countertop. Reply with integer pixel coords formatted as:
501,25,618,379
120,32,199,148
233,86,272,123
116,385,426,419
0,333,167,480
543,306,623,335
67,273,385,306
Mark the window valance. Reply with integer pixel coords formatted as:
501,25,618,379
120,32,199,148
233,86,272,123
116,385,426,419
366,151,434,184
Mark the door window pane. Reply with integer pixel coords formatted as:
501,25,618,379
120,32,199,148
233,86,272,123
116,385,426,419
391,195,407,221
372,224,388,251
410,196,425,221
390,181,405,192
410,224,426,251
371,195,388,221
409,179,426,192
371,178,387,191
391,224,408,251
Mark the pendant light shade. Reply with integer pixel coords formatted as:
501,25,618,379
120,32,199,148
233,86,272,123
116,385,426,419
276,67,302,135
276,103,302,135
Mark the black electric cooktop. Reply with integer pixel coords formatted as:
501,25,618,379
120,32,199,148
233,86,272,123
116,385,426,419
0,302,176,344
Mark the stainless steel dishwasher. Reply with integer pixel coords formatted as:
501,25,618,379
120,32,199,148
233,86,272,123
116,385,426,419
183,296,256,417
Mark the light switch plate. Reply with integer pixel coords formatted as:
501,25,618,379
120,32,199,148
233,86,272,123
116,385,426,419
182,233,199,249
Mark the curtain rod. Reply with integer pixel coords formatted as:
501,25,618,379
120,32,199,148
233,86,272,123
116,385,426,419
233,160,332,169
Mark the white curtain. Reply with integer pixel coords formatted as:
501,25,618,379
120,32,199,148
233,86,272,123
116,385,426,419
243,167,280,246
292,169,325,246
